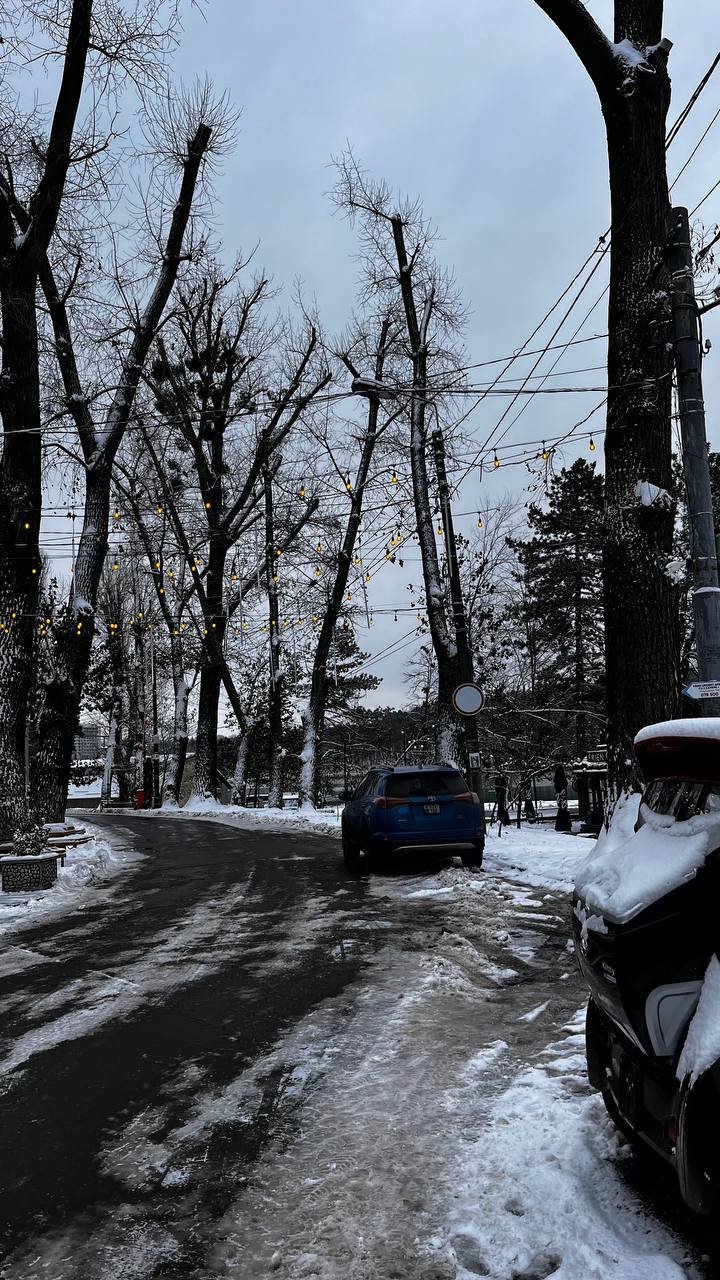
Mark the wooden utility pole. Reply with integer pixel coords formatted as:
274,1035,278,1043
431,428,486,828
669,206,720,714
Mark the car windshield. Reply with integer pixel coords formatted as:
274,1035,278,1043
385,770,467,798
642,779,720,821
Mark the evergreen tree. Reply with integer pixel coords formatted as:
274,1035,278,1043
508,459,605,813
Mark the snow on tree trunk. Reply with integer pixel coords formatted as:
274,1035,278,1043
101,711,118,807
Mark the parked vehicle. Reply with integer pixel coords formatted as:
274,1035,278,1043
341,763,484,871
572,718,720,1214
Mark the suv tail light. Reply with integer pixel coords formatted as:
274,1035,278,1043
372,796,407,808
454,792,474,804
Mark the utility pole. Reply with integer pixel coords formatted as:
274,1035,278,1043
669,206,720,715
264,467,284,807
431,427,486,826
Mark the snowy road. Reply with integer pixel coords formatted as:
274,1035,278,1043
0,817,714,1278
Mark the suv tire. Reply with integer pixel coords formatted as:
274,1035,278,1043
461,842,484,869
342,830,362,871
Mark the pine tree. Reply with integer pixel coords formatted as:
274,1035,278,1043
509,459,605,815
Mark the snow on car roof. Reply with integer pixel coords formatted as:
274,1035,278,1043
635,718,720,745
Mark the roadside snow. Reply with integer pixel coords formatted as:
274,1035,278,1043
443,1012,691,1280
0,826,139,943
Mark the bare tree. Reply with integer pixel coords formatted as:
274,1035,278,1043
334,157,474,764
0,0,224,832
297,313,398,806
532,0,678,792
139,270,330,799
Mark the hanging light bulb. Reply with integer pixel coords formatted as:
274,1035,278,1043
156,505,164,515
394,610,398,623
541,442,549,461
493,452,501,469
369,613,374,626
345,475,352,491
316,542,322,554
315,566,321,578
205,501,212,510
299,482,306,499
113,509,121,521
365,571,372,582
476,514,483,529
346,591,352,601
112,561,119,572
390,468,398,485
589,436,596,453
437,524,443,536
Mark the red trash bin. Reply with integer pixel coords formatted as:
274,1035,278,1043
134,788,145,810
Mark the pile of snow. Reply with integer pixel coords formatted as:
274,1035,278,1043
484,822,588,893
443,1012,691,1279
162,797,343,840
575,792,720,923
0,826,138,939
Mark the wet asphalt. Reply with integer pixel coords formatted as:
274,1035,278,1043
0,814,714,1278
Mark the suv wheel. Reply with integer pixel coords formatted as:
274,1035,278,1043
461,842,484,869
342,830,362,871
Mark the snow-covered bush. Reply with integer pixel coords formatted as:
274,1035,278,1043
11,824,49,857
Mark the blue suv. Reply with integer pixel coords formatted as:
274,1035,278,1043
341,764,484,871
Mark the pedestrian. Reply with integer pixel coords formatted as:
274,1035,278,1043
554,762,572,833
494,769,511,827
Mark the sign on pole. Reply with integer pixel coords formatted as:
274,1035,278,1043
683,681,720,700
452,683,485,716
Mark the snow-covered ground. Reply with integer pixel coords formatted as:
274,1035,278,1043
0,826,140,942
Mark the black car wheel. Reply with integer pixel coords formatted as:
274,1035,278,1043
341,829,363,871
677,1069,720,1216
461,842,484,869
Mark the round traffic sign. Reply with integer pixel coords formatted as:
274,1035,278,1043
452,683,485,715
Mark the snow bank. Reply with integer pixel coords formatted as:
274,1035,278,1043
575,794,719,923
0,827,139,941
484,822,588,893
445,1013,689,1279
158,800,343,840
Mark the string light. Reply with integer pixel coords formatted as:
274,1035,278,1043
541,442,549,461
493,452,501,469
345,475,352,491
589,436,596,452
299,482,306,499
315,566,321,578
204,501,212,510
113,510,121,521
476,514,483,529
390,468,398,485
365,571,372,582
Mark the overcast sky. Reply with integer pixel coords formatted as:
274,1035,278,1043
58,1,720,715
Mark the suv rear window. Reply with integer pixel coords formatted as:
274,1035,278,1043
642,779,720,821
385,771,467,798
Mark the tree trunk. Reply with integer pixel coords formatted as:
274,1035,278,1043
0,272,43,836
191,539,228,800
30,463,112,822
533,3,679,794
163,645,189,807
231,719,257,805
602,62,678,792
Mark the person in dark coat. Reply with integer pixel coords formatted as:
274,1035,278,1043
554,762,572,833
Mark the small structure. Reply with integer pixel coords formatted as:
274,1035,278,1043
571,745,607,831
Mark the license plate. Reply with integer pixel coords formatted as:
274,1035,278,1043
424,803,440,815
